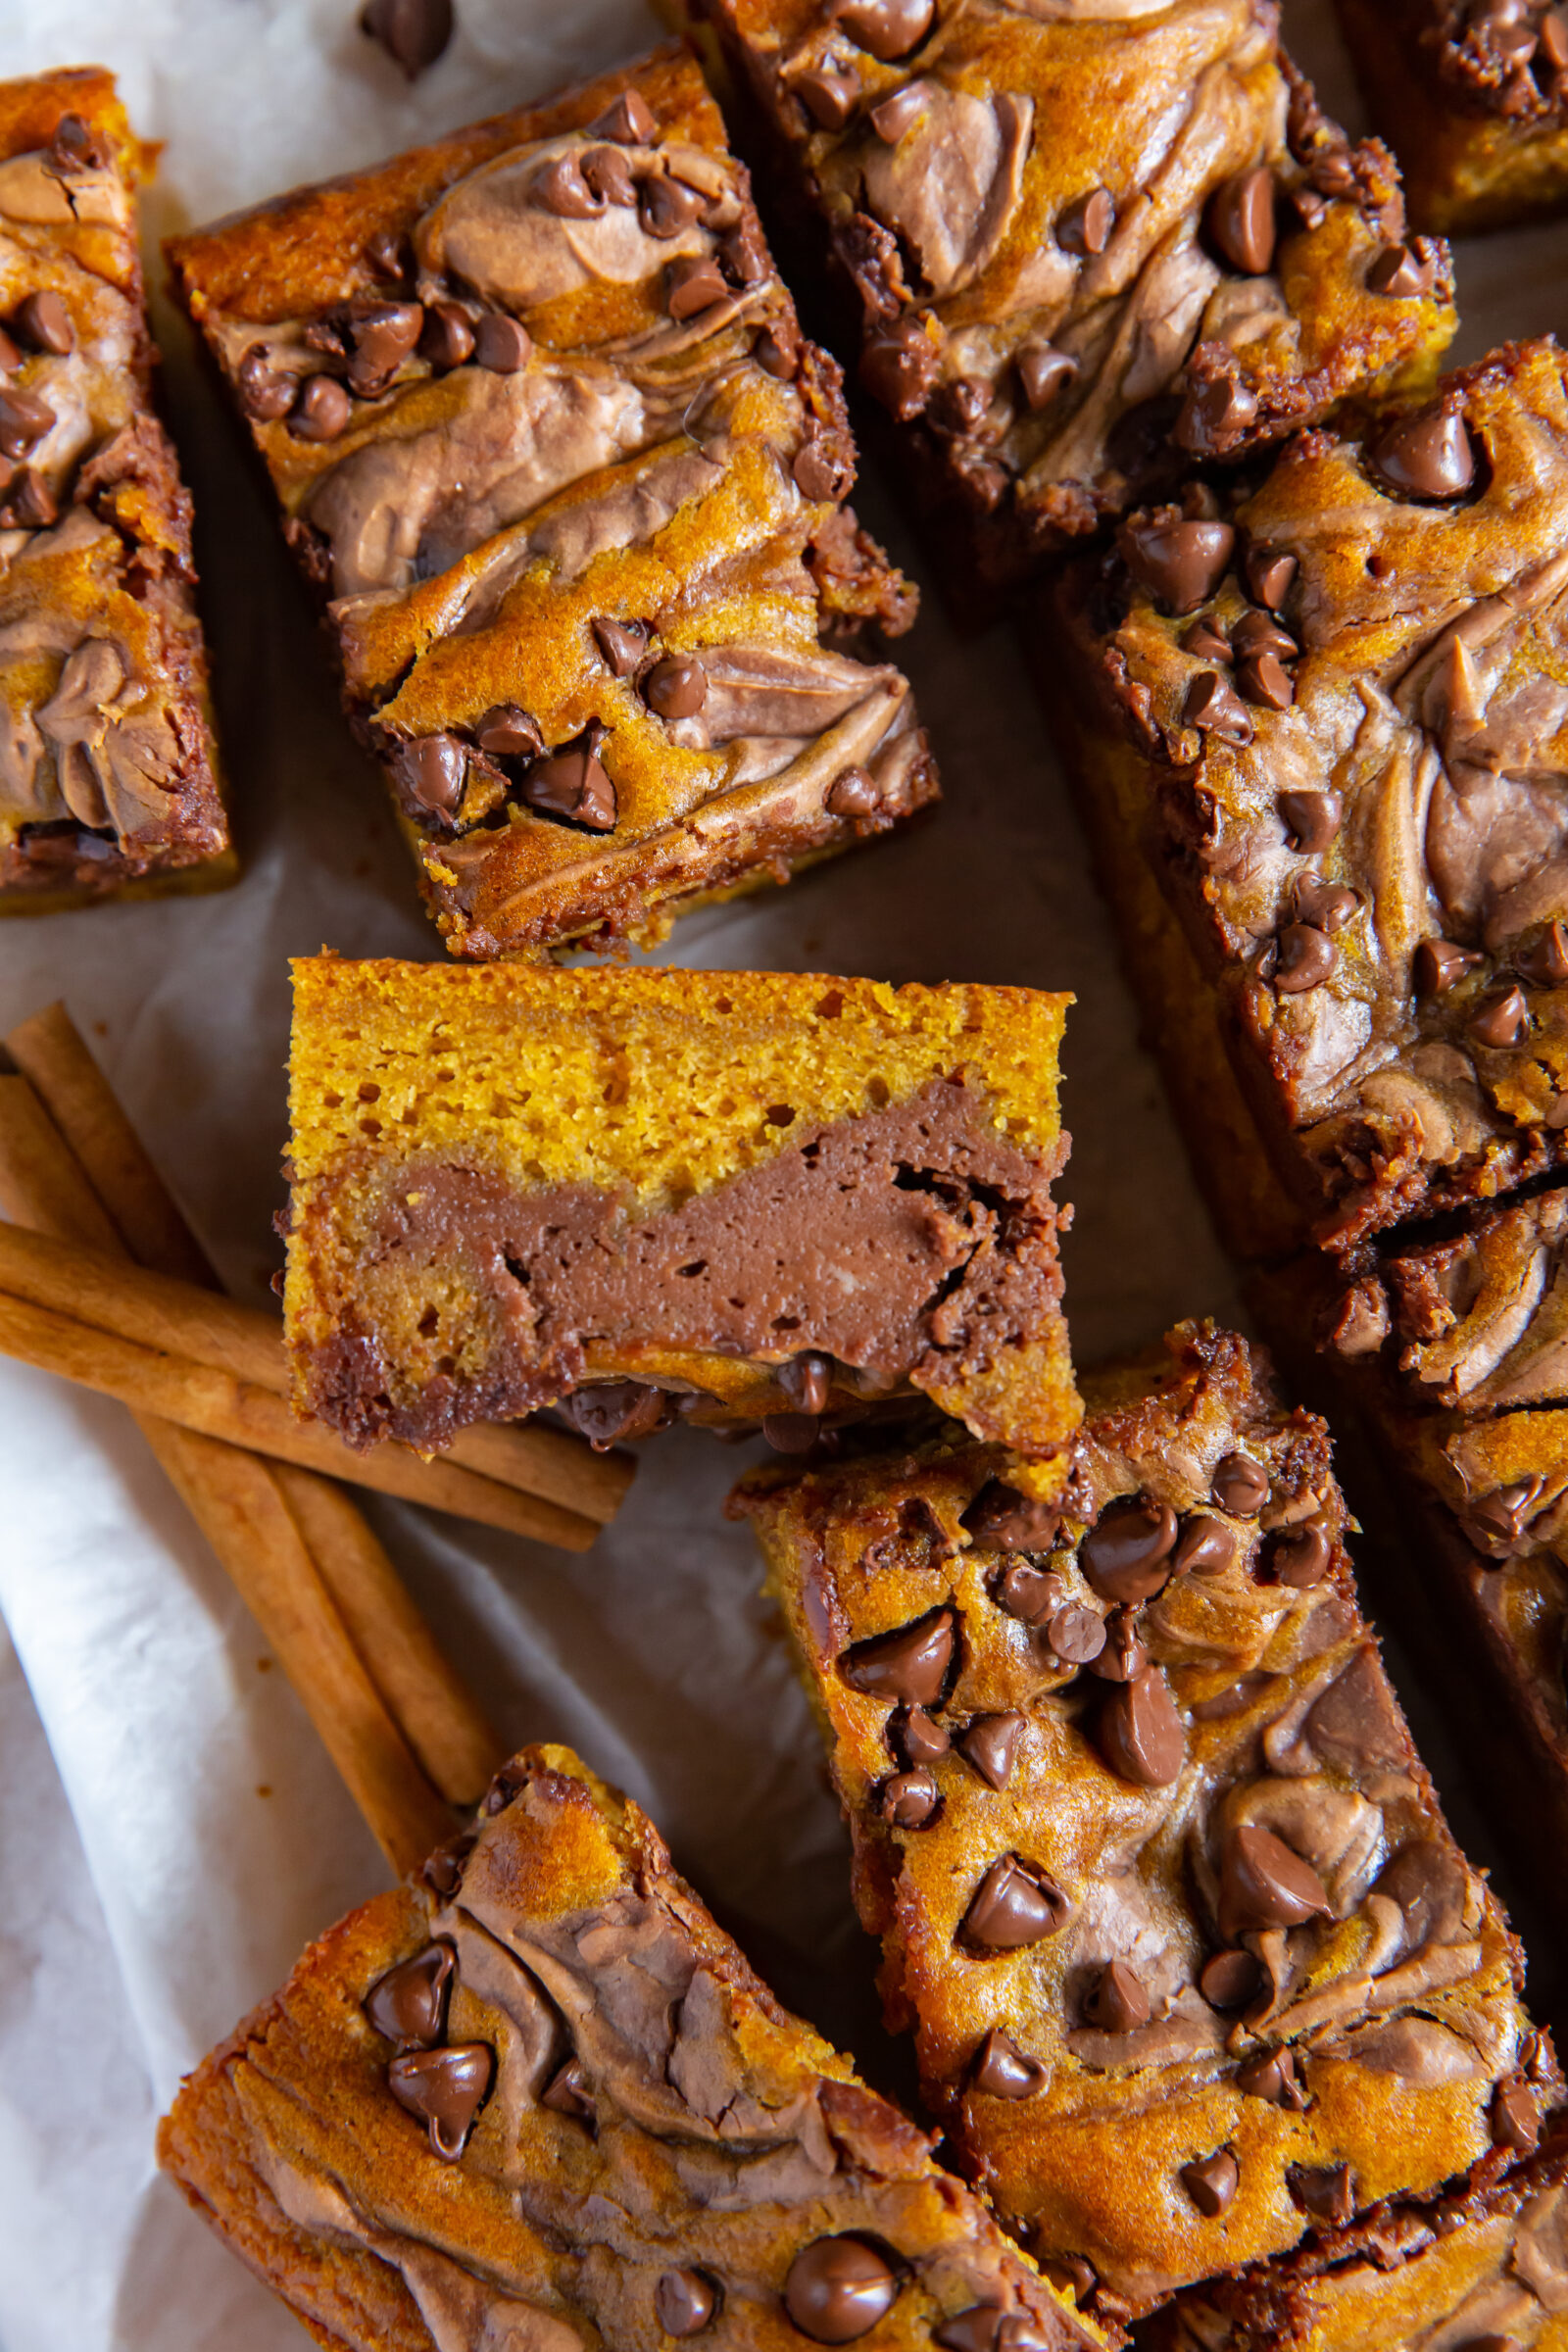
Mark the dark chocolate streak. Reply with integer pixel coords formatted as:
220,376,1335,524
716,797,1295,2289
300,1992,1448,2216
303,1077,1067,1449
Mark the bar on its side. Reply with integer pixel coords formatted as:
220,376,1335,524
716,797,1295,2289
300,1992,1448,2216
737,1322,1553,2328
166,44,933,960
159,1742,1104,2352
0,68,231,909
283,959,1078,1464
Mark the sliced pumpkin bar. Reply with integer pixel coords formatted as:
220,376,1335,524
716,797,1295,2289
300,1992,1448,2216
737,1321,1552,2328
282,957,1078,1459
166,43,931,960
159,1743,1102,2352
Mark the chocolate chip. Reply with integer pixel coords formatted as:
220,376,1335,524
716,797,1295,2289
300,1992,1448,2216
968,2027,1045,2097
657,2269,718,2336
1048,1603,1107,1665
995,1562,1064,1626
360,0,454,76
47,113,107,172
0,386,55,458
1086,1607,1148,1684
1295,878,1358,933
0,327,19,374
1183,669,1253,743
957,1711,1023,1788
365,228,412,283
582,146,638,207
594,616,649,676
930,374,992,438
1200,1948,1260,2009
591,90,657,144
641,172,708,238
1368,243,1435,298
0,466,56,528
533,153,605,219
896,1705,951,1764
793,435,852,501
1182,2150,1239,2217
841,1607,956,1705
1370,411,1475,501
391,733,467,819
1220,1823,1331,1936
869,80,929,139
559,1381,669,1446
365,1939,456,2048
796,69,860,128
14,291,73,356
1468,1477,1544,1545
879,1767,941,1828
1173,1515,1236,1576
420,300,474,370
388,2042,494,2158
1207,167,1275,273
1232,609,1297,661
237,344,296,422
1096,1668,1186,1787
1268,1524,1332,1588
780,1352,831,1413
1182,618,1232,662
1059,188,1114,256
1470,986,1529,1048
784,2237,901,2342
482,1759,531,1816
474,703,544,760
1016,342,1076,409
762,1411,820,1452
1289,2163,1354,2228
1518,919,1568,984
637,654,706,719
935,2309,1004,2352
1494,2078,1542,2152
474,314,532,373
827,766,881,817
1277,789,1342,853
522,737,617,831
961,1853,1070,1949
662,247,730,320
1242,545,1296,611
1238,2047,1308,2108
832,0,935,59
1081,1495,1179,1602
1235,650,1293,711
542,2055,594,2120
964,1479,1058,1552
345,298,424,392
1086,1959,1151,2034
419,1830,475,1897
1176,374,1258,455
756,321,801,379
290,374,353,441
1273,922,1337,993
721,220,769,288
859,317,939,419
1542,3,1568,64
1120,516,1235,613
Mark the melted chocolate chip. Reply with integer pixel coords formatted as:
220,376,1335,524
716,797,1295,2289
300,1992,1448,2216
47,114,108,172
880,1767,941,1827
1183,669,1254,743
474,314,532,373
1244,545,1297,610
794,435,852,501
594,616,649,676
1278,790,1342,853
522,736,617,830
1232,609,1297,661
935,2309,1004,2352
1121,516,1235,614
841,1607,956,1706
364,1940,456,2048
1289,2163,1354,2228
1494,2078,1542,2153
1295,878,1358,933
721,220,769,289
1268,1523,1332,1587
964,1479,1058,1552
483,1759,531,1814
419,1830,475,1897
1047,1603,1107,1665
1096,1668,1186,1787
796,69,860,128
824,766,881,818
365,228,412,283
1274,922,1337,993
832,0,935,59
1220,1824,1331,1936
762,1411,820,1453
996,1562,1065,1626
419,300,474,370
360,0,453,77
961,1853,1070,1949
1177,373,1258,455
641,172,709,239
896,1705,951,1764
474,703,545,760
0,385,55,458
1468,1477,1544,1546
1173,1515,1236,1576
783,2237,901,2342
1017,343,1077,409
388,2041,494,2158
756,321,801,379
969,2027,1045,2098
1370,411,1476,501
1200,1948,1261,2009
559,1380,670,1446
0,467,56,528
1058,189,1114,256
1207,167,1276,274
957,1711,1023,1789
582,146,638,208
1211,1455,1269,1515
237,345,296,422
1081,1495,1179,1602
591,90,657,144
869,80,929,140
1238,2047,1308,2109
780,1352,831,1413
391,732,467,819
1182,2150,1239,2217
342,297,424,392
14,291,72,356
637,654,707,719
1518,919,1568,984
0,327,20,374
1470,986,1530,1048
1183,617,1232,662
1238,651,1294,710
1086,1959,1151,2033
1086,1607,1149,1684
290,374,353,442
859,317,939,419
657,2269,719,2336
533,154,605,220
666,253,730,319
542,2056,594,2120
1368,244,1435,298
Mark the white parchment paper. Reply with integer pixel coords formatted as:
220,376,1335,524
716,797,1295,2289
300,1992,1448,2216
0,0,1560,2343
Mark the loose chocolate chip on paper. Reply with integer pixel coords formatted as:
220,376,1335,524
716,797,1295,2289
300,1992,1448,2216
796,68,861,128
961,1852,1070,1948
1220,1823,1331,1936
591,90,657,144
388,2041,494,2158
365,1940,456,2048
880,1767,941,1827
290,374,353,441
1081,1495,1179,1602
474,314,532,373
1237,651,1294,710
1200,1948,1261,2009
522,736,617,831
14,290,73,355
842,1607,956,1705
1470,985,1530,1048
859,317,939,419
1085,1959,1151,2034
1047,1603,1107,1665
832,0,936,60
1519,919,1568,984
656,2268,718,2336
594,616,649,676
1288,2163,1354,2228
1173,1515,1236,1576
957,1710,1023,1789
1368,243,1435,297
969,2027,1045,2098
1182,670,1253,743
827,766,881,817
1058,188,1114,256
1121,515,1235,614
1207,166,1276,274
361,0,454,78
1273,922,1337,993
1278,789,1342,853
1370,410,1476,501
1096,1668,1186,1786
420,300,474,370
1016,342,1077,410
784,2237,902,2343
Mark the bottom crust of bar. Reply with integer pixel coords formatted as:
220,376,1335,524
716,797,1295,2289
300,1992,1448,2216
0,838,240,915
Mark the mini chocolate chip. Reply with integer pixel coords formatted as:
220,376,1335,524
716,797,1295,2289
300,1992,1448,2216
1173,1515,1236,1576
1120,515,1235,614
1096,1668,1186,1787
419,1830,475,1897
794,436,852,501
1182,2151,1239,2217
1200,1948,1261,2009
1278,789,1342,852
1081,1495,1179,1602
957,1711,1023,1789
388,2042,494,2158
0,385,55,457
756,322,801,379
1289,2163,1354,2228
869,80,929,139
594,616,649,676
641,172,708,238
1274,922,1337,993
1232,609,1297,661
896,1706,951,1764
645,656,709,717
657,2269,718,2336
522,738,617,831
1207,166,1276,273
1017,342,1076,409
842,1607,956,1705
360,0,453,76
1059,188,1114,256
591,90,657,144
964,1479,1058,1552
474,703,545,760
1468,1477,1544,1544
365,1940,456,2048
859,317,939,419
559,1381,670,1446
344,298,424,392
969,2027,1045,2097
832,0,935,59
880,1767,941,1827
1220,1823,1331,1936
582,146,638,208
762,1411,819,1452
796,68,860,128
1370,411,1475,501
1294,878,1358,934
1238,2047,1308,2109
1182,669,1254,744
1494,2078,1542,2152
290,374,353,441
533,153,605,219
826,766,881,817
1086,1607,1148,1684
780,1352,831,1412
1471,985,1530,1048
474,314,532,373
1176,373,1258,455
1047,1603,1107,1665
542,2056,594,2119
1237,651,1294,710
1244,545,1296,609
996,1563,1065,1626
391,733,467,818
961,1853,1070,1949
784,2237,901,2342
420,300,474,369
15,291,73,355
1518,919,1568,984
1086,1959,1151,2034
237,344,296,422
1368,243,1435,298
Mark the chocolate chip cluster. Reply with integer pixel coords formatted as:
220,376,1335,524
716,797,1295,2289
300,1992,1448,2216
0,119,95,533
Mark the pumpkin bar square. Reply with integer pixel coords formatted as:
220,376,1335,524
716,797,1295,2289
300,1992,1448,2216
0,68,231,910
166,44,933,961
159,1743,1102,2352
282,957,1078,1461
674,0,1454,597
1046,336,1568,1262
737,1321,1553,2327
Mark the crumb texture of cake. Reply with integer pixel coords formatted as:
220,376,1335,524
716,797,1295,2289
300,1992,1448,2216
0,67,231,910
738,1322,1552,2324
158,1742,1101,2352
1050,336,1568,1258
681,0,1454,589
166,44,933,959
283,959,1078,1461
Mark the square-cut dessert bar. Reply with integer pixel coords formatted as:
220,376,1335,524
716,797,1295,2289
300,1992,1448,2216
1047,335,1568,1262
677,0,1455,594
166,45,933,960
1333,0,1568,234
282,958,1078,1461
159,1742,1102,2352
0,67,231,908
737,1321,1555,2327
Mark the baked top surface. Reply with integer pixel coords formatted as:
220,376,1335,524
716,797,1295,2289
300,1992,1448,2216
0,65,229,903
739,1322,1549,2320
159,1741,1100,2352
